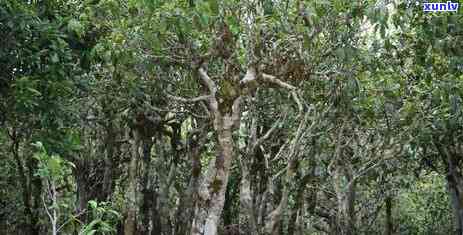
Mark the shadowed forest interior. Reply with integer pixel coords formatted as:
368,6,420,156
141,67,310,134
0,0,462,234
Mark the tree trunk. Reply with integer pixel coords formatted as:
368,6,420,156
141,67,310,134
333,165,356,235
140,140,154,235
101,124,117,201
264,113,307,235
27,151,42,235
385,196,393,235
75,162,89,223
239,158,258,235
346,183,356,235
288,168,313,235
191,114,235,235
124,131,141,235
150,190,162,235
343,171,356,235
12,139,40,235
174,128,205,235
448,174,463,235
264,162,294,235
443,150,463,235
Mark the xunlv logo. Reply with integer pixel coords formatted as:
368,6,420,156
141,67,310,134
423,1,459,12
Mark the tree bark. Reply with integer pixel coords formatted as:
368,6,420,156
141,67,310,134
140,140,154,235
191,114,236,235
448,174,463,235
26,150,42,235
288,168,313,235
174,129,205,235
239,157,258,235
101,123,117,201
385,196,393,235
345,181,356,235
339,167,356,235
124,131,141,235
333,165,356,235
11,138,40,235
439,145,463,235
75,160,89,223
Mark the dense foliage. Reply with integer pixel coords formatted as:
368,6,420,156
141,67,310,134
0,0,462,235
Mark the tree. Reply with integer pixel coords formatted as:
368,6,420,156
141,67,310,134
0,1,461,235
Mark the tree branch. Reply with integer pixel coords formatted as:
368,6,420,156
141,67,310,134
198,68,217,95
261,73,297,90
231,97,242,129
197,67,219,113
261,73,303,113
240,66,257,85
166,93,211,103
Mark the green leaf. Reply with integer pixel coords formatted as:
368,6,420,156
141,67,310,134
380,25,386,38
51,53,59,63
107,209,121,218
89,200,98,209
48,157,62,175
68,18,85,38
316,0,331,6
32,141,44,149
80,219,101,235
99,221,114,232
333,0,344,12
84,229,97,235
207,0,219,15
27,87,42,96
335,48,345,60
67,162,76,169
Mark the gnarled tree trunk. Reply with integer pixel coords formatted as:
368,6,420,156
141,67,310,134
174,125,207,235
191,114,236,235
124,131,141,235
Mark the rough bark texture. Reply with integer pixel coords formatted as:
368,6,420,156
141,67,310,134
385,196,393,235
191,114,235,235
26,151,42,235
174,129,206,235
288,168,313,235
140,140,154,235
448,174,463,235
437,142,463,235
345,180,356,235
333,163,357,235
124,131,141,235
239,159,257,235
12,140,31,235
101,123,117,201
75,160,89,223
